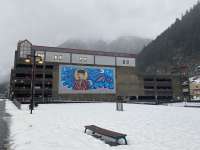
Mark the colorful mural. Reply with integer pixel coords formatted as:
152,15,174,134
59,65,116,94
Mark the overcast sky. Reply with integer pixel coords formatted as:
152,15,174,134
0,0,198,82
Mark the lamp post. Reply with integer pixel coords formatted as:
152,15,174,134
30,50,36,114
25,50,43,114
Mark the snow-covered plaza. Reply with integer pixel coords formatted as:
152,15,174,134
6,100,200,150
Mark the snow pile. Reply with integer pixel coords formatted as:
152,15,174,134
166,102,200,107
190,76,200,83
6,100,200,150
192,96,200,101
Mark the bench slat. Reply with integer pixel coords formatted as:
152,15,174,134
85,125,127,139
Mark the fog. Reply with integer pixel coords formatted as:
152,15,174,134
0,0,198,82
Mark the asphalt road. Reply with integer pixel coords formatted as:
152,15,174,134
0,100,10,150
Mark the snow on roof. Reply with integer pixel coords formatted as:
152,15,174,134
190,75,200,84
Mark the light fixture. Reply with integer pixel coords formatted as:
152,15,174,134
38,60,43,64
25,58,31,63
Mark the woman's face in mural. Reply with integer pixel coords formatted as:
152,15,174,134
77,72,84,80
75,70,88,80
60,66,116,93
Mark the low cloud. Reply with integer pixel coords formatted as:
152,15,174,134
0,0,198,82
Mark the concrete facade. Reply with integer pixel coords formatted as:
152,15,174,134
71,54,94,65
45,51,71,63
10,40,178,103
95,56,116,66
10,40,141,103
51,64,143,101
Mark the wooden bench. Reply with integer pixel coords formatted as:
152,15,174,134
84,125,127,145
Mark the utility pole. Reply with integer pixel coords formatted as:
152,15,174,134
30,50,36,114
25,50,43,114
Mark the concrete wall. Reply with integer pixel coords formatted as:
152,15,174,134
95,56,115,66
116,67,144,96
46,52,71,63
71,54,94,65
44,51,135,67
116,57,135,67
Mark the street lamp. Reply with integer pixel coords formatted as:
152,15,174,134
24,58,31,63
24,50,43,114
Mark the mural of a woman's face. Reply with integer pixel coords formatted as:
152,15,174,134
75,70,88,80
60,65,116,94
77,72,84,80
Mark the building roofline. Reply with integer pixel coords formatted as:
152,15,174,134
32,45,137,58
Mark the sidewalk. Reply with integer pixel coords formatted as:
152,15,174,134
0,100,10,150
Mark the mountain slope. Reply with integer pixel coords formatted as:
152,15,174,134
59,36,151,54
137,2,200,74
0,82,8,94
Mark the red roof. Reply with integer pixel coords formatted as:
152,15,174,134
32,45,137,58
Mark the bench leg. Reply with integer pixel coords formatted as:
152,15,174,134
84,128,87,133
124,138,127,145
115,139,119,144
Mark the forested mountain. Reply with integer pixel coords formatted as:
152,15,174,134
59,36,151,54
137,2,200,74
0,82,8,95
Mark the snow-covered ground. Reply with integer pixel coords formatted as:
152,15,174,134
166,102,200,107
6,100,200,150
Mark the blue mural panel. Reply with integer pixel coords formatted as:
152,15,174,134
59,65,116,94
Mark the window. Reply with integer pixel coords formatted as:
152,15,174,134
36,51,45,61
79,57,87,63
53,55,62,61
19,41,31,58
123,59,130,65
54,55,58,60
59,55,62,60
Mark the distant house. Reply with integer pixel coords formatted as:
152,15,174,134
190,82,200,99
